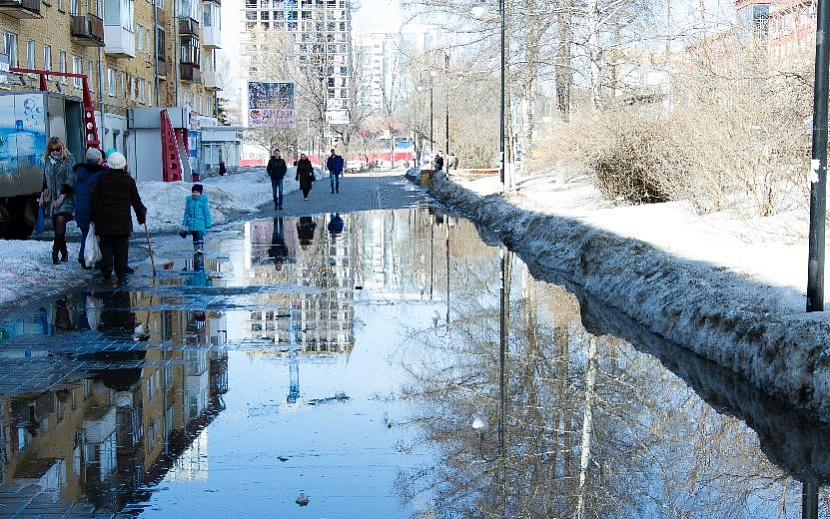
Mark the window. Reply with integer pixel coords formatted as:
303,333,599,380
59,51,67,84
70,0,78,14
72,56,83,88
119,71,125,96
138,77,145,103
147,84,152,106
107,67,115,96
156,28,166,61
136,24,142,51
26,39,34,70
43,45,51,80
104,0,135,31
129,76,135,100
4,33,17,68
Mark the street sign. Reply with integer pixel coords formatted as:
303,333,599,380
248,81,295,128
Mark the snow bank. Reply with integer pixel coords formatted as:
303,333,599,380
429,172,830,419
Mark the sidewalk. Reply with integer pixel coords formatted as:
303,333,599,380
429,171,830,419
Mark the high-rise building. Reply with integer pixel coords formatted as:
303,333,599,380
241,0,353,124
355,24,440,115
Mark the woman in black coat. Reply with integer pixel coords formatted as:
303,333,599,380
295,153,314,201
89,152,147,284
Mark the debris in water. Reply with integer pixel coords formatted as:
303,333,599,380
296,492,309,506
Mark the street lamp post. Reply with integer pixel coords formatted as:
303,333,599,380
472,0,507,190
417,74,435,165
445,52,450,158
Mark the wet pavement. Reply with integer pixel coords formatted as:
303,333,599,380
1,177,830,517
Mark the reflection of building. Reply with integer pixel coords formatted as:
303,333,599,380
0,289,229,515
244,215,356,354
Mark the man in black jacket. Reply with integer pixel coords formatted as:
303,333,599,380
266,149,288,210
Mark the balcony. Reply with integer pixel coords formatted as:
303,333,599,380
202,69,220,90
178,17,200,37
180,63,200,83
71,14,105,47
202,23,220,48
0,0,41,18
104,25,135,57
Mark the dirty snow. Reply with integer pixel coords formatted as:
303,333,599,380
430,171,830,418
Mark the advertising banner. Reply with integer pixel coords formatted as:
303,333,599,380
247,82,295,128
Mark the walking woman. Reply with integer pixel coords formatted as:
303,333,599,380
90,152,147,284
41,137,77,264
73,147,106,268
295,153,314,201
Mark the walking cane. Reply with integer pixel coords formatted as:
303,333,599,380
143,223,157,277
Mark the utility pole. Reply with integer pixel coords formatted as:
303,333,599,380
444,52,450,156
807,0,830,312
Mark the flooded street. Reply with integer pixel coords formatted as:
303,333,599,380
2,204,830,517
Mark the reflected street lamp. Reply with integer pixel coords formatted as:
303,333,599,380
472,0,507,190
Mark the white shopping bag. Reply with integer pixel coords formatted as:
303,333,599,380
84,223,102,266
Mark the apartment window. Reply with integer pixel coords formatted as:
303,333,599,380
59,51,67,84
107,67,115,96
105,0,135,31
136,24,142,51
3,33,17,68
70,0,78,15
57,0,63,10
156,28,166,61
43,45,51,81
119,71,125,97
72,57,83,88
147,84,152,106
26,39,34,70
180,36,199,65
129,76,135,100
138,77,145,103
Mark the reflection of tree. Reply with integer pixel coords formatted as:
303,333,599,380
399,251,804,517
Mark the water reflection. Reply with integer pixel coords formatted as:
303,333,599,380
3,209,830,516
402,231,830,518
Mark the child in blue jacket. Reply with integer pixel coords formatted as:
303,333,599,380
181,183,212,254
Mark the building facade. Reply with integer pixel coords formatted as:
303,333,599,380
0,0,222,165
241,0,353,125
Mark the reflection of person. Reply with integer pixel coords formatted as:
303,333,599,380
295,153,314,201
54,297,74,332
326,149,344,194
267,150,287,210
41,137,77,264
268,217,289,270
73,147,106,269
181,183,212,254
327,213,344,238
297,216,317,248
90,152,147,284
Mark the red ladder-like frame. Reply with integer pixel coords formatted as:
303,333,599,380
160,109,182,182
9,68,100,150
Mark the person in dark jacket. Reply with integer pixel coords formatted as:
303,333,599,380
297,216,317,248
89,152,147,284
295,153,314,201
41,137,77,264
266,149,288,210
326,149,344,194
73,148,106,269
433,152,445,172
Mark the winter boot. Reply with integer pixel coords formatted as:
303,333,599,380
58,236,68,262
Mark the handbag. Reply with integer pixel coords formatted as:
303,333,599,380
84,223,102,266
35,205,44,234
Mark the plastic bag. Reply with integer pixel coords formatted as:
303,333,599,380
84,223,102,266
85,295,102,331
35,205,44,234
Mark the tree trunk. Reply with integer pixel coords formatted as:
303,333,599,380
587,0,603,111
556,0,573,120
574,336,598,519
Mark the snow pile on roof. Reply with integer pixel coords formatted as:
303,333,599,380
430,172,830,418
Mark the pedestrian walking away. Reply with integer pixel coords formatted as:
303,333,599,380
295,153,314,201
89,152,147,284
266,149,287,210
41,137,77,264
326,149,345,194
433,152,445,172
73,147,106,269
181,183,212,254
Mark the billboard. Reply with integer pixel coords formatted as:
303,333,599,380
247,81,295,128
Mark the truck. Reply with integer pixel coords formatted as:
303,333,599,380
0,69,99,239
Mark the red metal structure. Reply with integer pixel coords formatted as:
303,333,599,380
160,109,183,182
9,67,100,149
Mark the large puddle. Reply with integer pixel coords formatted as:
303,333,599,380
1,208,829,517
